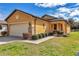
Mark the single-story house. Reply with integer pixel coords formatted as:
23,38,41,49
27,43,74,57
0,20,7,36
5,9,70,37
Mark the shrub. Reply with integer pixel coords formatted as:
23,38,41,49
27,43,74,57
45,33,48,37
53,31,56,34
41,33,45,38
60,31,64,35
38,34,42,39
48,32,53,36
48,32,50,36
32,35,38,40
41,33,46,38
57,31,63,35
43,33,46,37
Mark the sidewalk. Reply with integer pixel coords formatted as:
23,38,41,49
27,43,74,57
21,36,55,44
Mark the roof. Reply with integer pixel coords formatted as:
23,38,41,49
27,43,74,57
42,14,58,20
5,9,69,24
0,20,7,24
41,15,70,24
51,19,69,24
5,9,45,21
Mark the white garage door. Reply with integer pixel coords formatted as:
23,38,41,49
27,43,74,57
10,24,29,37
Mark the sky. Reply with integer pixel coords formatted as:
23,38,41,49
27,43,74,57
0,3,79,21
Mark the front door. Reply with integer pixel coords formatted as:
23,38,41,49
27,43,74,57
54,24,57,31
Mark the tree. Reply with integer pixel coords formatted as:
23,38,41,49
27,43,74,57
68,18,75,29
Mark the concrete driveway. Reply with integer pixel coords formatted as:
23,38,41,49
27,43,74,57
0,36,22,44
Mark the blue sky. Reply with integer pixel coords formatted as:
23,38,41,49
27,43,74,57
0,3,79,21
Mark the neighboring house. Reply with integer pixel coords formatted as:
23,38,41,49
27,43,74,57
0,20,7,36
5,9,70,37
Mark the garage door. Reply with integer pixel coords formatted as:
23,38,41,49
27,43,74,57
10,24,29,37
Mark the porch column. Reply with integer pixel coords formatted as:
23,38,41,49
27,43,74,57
57,23,59,31
62,23,65,34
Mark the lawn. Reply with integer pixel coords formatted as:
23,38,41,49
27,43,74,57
0,32,79,56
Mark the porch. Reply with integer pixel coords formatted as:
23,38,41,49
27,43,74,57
50,22,66,34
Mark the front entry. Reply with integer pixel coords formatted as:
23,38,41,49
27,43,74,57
54,24,57,30
53,23,63,31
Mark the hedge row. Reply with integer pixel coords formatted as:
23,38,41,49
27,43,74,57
32,32,53,40
32,31,64,40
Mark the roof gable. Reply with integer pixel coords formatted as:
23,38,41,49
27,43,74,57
5,9,44,21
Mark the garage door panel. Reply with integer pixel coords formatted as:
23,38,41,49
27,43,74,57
10,24,29,37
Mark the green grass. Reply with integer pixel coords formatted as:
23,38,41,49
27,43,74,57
0,32,79,56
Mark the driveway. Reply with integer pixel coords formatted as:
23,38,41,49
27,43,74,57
0,36,22,44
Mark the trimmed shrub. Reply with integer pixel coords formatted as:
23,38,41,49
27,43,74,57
48,32,53,36
48,32,50,36
38,34,42,39
53,31,64,37
57,31,63,34
43,33,46,37
41,33,45,38
53,31,57,34
45,33,48,37
32,35,38,40
59,31,63,35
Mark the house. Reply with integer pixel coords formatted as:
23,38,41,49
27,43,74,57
0,20,7,36
5,9,70,37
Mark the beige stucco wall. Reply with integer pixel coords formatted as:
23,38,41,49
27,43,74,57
66,24,71,34
35,18,50,34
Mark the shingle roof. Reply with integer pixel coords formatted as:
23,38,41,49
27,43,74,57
5,9,45,21
5,9,69,24
42,14,58,20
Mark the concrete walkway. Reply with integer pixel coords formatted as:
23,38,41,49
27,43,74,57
0,36,55,45
20,36,55,44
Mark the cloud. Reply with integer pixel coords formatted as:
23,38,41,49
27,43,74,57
58,7,71,13
70,8,79,17
0,13,5,20
49,12,69,19
35,3,79,21
35,3,66,8
48,5,79,21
